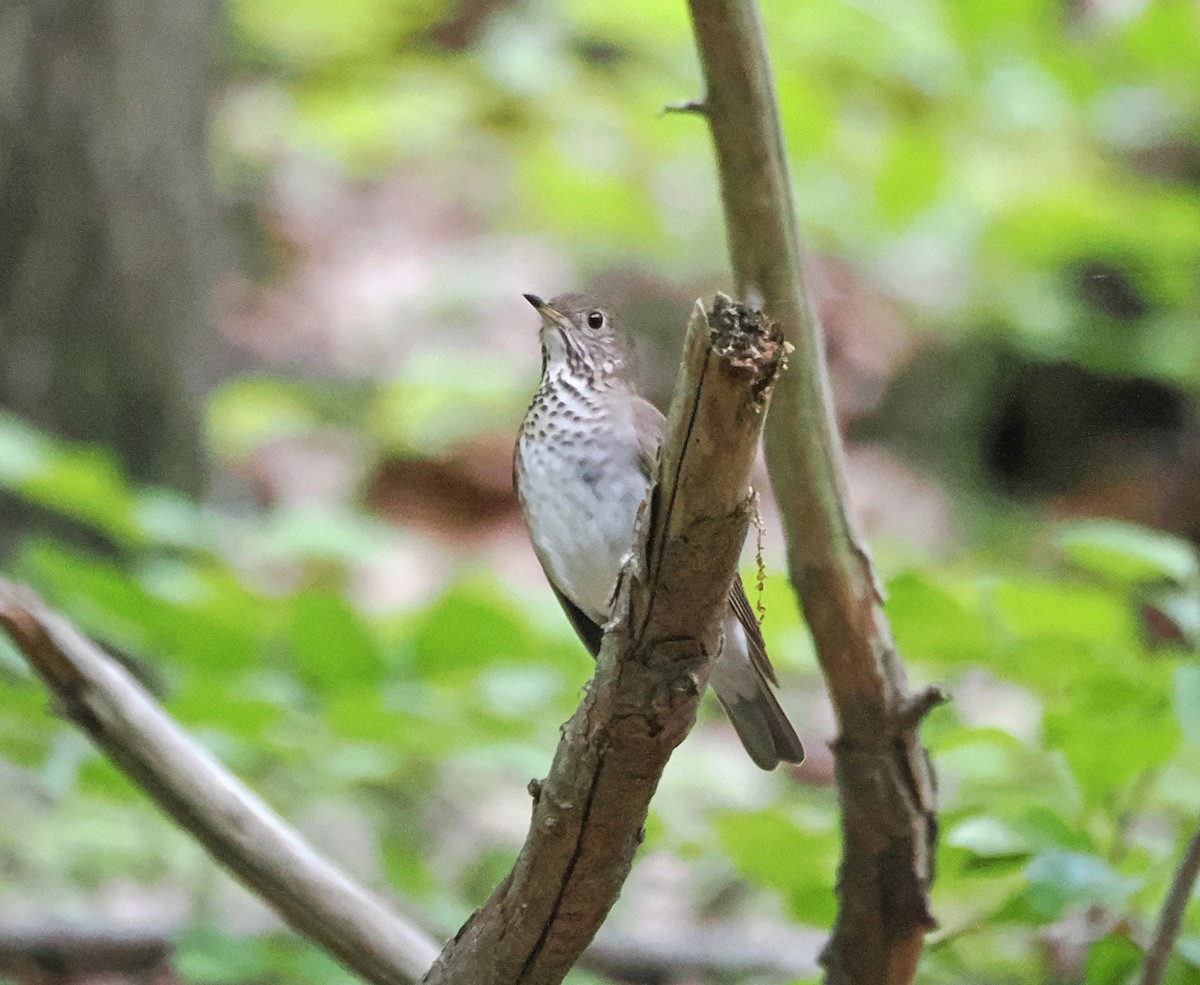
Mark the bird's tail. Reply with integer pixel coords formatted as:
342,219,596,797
709,635,805,770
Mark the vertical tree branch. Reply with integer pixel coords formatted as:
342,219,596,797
684,3,942,983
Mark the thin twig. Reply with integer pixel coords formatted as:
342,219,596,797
1138,824,1200,985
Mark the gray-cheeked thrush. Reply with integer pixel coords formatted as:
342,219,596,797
513,292,804,770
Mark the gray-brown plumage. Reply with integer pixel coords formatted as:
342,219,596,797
513,292,804,769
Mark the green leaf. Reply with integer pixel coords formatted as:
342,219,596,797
292,68,477,166
1011,805,1095,854
75,755,144,801
713,809,838,927
288,591,384,693
175,926,277,985
994,578,1136,650
325,684,462,757
409,577,572,679
945,815,1030,860
876,126,944,224
169,677,279,740
257,506,396,566
1178,937,1200,967
777,71,837,159
231,0,440,68
16,541,173,656
0,425,143,544
0,684,57,766
16,542,269,680
519,136,662,248
1174,664,1200,747
134,490,212,552
1021,850,1141,920
886,571,995,666
206,377,319,462
1045,669,1178,801
0,413,53,483
369,349,527,454
1055,521,1199,586
1085,934,1143,985
321,740,397,782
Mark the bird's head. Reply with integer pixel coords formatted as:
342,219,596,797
523,292,631,384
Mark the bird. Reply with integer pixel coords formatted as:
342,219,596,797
513,291,804,770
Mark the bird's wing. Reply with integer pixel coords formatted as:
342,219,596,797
728,577,779,686
551,583,605,658
631,395,666,482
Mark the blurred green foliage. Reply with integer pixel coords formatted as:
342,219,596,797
4,0,1200,983
219,0,1200,388
3,417,1200,984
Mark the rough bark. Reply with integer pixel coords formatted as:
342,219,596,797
684,3,942,983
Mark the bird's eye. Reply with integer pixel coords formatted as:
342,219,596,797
586,311,604,330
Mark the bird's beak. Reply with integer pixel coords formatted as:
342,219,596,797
523,293,568,330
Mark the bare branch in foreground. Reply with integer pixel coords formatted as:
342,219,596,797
422,297,787,985
685,2,942,983
0,580,441,985
1137,823,1200,985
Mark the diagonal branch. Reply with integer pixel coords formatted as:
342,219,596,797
684,2,942,983
0,580,441,985
422,296,787,985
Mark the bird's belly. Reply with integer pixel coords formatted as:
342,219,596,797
518,439,647,623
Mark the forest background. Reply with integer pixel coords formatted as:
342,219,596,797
1,0,1199,982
